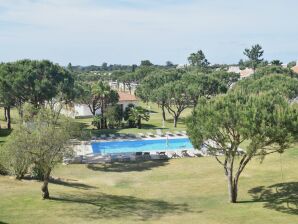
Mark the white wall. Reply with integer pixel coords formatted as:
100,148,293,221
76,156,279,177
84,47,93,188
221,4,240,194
74,104,102,117
61,101,138,118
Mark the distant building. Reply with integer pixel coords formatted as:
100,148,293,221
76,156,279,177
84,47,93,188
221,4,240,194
61,92,138,118
108,81,138,93
176,64,188,69
227,66,254,79
291,61,298,74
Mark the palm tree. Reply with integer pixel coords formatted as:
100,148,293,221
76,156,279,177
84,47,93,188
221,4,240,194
91,81,119,129
129,106,150,129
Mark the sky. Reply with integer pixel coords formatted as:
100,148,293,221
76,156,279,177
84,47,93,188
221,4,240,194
0,0,298,66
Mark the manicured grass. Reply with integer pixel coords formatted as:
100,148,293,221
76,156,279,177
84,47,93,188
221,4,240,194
0,148,298,224
1,103,297,223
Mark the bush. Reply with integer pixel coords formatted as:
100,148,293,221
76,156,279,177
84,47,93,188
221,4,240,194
92,115,102,129
0,147,8,175
3,127,32,179
106,105,123,128
123,104,136,128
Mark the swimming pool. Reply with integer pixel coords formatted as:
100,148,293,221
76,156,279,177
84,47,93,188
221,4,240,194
91,138,194,154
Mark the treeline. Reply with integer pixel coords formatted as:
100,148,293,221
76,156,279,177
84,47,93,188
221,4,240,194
68,60,177,73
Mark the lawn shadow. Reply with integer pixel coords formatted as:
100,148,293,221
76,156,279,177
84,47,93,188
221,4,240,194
51,192,200,221
248,182,298,215
139,124,159,129
0,128,12,143
87,160,169,173
49,177,97,190
0,221,9,224
166,117,186,126
22,176,97,190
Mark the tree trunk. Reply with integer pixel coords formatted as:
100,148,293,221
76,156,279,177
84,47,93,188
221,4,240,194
129,86,132,94
161,105,166,121
137,117,141,129
100,107,106,129
41,170,51,199
227,171,238,203
6,106,11,130
104,118,107,129
4,107,7,121
173,115,178,128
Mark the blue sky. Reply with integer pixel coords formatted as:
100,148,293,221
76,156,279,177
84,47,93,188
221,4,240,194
0,0,298,66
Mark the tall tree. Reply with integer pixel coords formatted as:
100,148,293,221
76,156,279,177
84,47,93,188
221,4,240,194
187,50,210,68
187,92,298,203
136,69,182,121
165,61,175,68
271,60,283,66
0,63,15,129
0,60,74,119
140,60,153,67
74,81,119,129
243,44,264,70
160,80,192,127
182,72,229,108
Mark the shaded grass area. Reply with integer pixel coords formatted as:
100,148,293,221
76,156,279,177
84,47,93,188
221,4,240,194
87,160,169,172
248,182,298,215
0,129,12,144
50,192,195,221
1,148,298,224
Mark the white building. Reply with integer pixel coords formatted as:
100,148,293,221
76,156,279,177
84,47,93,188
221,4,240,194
227,66,254,79
61,92,138,118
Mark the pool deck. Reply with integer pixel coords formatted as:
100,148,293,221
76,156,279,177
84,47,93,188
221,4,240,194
68,135,202,164
91,134,188,142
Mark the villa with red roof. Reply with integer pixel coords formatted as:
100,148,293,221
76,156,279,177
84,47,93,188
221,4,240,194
61,92,138,118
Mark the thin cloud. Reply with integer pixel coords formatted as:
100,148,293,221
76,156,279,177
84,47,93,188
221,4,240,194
0,0,297,65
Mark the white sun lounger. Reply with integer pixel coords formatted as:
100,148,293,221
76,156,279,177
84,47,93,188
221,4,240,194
119,133,128,138
138,133,146,138
100,134,107,139
109,134,117,139
174,131,184,136
156,129,165,137
146,132,156,137
165,131,174,136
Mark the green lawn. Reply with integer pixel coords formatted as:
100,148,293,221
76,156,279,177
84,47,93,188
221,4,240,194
1,148,298,224
1,104,298,223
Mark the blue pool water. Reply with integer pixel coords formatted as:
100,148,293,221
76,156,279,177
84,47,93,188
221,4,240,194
91,138,194,154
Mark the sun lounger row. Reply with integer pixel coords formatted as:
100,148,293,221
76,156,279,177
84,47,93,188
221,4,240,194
93,133,137,140
92,130,188,141
137,130,187,138
102,149,202,162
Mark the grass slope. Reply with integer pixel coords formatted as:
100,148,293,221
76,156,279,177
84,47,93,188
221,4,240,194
0,148,298,224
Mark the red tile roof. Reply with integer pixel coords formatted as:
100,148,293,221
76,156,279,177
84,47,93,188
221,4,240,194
291,66,298,74
118,92,138,102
